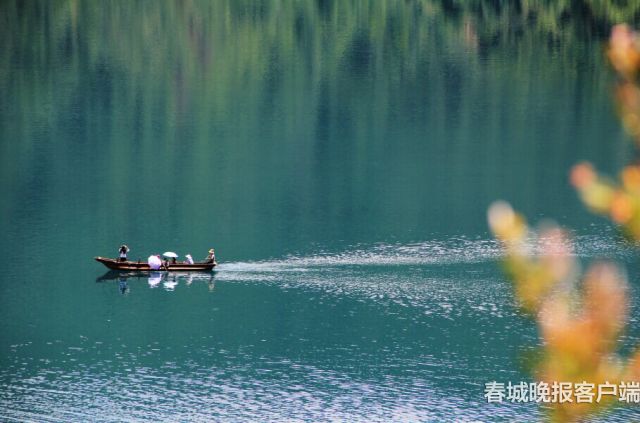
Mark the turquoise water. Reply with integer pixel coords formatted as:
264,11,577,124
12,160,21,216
1,2,640,421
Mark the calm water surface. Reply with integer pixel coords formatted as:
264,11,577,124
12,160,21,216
1,2,640,422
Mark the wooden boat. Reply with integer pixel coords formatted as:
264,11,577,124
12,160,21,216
95,256,216,271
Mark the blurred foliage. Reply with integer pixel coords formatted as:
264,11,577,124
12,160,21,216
572,25,640,240
489,202,640,421
571,161,640,239
488,202,576,315
490,22,640,422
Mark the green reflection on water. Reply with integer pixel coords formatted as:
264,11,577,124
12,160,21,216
1,1,635,259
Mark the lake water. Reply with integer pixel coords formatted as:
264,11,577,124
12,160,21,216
1,2,640,421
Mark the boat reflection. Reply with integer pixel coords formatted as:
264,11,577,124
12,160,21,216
96,270,215,292
118,277,129,295
147,271,161,288
162,273,178,290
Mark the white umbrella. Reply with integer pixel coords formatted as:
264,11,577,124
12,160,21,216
163,252,178,258
148,255,162,270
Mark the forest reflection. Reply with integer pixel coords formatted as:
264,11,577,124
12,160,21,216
1,0,639,256
4,0,639,134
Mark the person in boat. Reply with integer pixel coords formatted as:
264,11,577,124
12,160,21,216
205,248,216,264
170,257,177,265
185,254,194,265
118,245,130,262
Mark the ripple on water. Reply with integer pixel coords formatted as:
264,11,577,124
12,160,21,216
0,358,541,422
3,230,639,422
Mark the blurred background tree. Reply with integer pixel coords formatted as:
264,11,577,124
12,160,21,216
490,24,640,422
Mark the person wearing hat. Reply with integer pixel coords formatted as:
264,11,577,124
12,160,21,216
118,244,130,262
205,248,216,264
161,254,170,270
